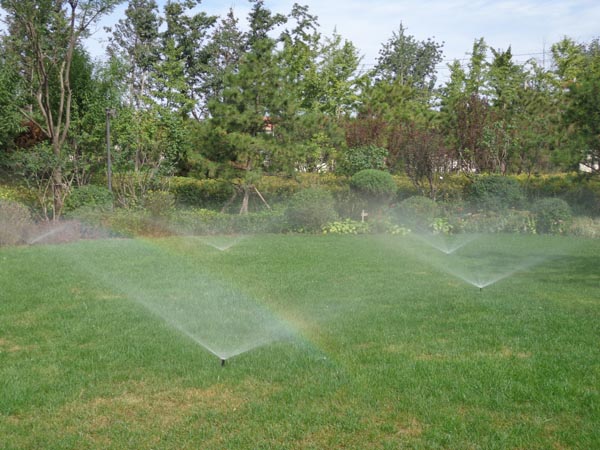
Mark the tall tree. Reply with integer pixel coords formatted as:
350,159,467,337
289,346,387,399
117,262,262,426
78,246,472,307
439,38,490,171
206,0,287,213
202,8,245,107
374,23,444,92
156,0,216,118
107,0,161,110
561,39,600,174
1,0,121,219
0,39,23,151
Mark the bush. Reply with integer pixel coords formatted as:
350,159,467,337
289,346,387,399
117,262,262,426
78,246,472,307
255,176,300,203
143,190,175,217
170,177,234,208
107,209,170,237
568,216,600,238
469,175,524,211
64,185,113,212
0,199,33,246
285,188,338,232
322,219,370,235
456,210,536,234
532,197,572,234
393,174,419,201
350,169,397,204
336,145,388,176
392,196,439,230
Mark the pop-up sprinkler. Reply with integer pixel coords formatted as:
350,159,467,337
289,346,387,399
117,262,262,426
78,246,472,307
221,358,226,367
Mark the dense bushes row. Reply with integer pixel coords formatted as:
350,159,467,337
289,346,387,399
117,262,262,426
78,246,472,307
2,171,599,247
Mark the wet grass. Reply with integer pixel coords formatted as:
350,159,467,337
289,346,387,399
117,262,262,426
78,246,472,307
1,234,599,449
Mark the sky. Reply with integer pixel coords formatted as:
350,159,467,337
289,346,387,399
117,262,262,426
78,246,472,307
3,0,599,81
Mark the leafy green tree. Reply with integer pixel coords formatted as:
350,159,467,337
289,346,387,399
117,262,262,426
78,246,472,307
1,0,121,219
155,0,216,118
374,23,444,91
561,39,600,174
206,0,287,213
439,39,490,171
303,30,363,117
0,45,23,151
107,0,161,110
551,37,587,84
336,145,388,176
202,8,245,107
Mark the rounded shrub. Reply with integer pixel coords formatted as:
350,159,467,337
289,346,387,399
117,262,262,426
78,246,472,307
392,195,438,230
336,145,388,176
285,188,338,232
468,175,524,211
0,199,33,246
144,190,175,217
350,169,397,203
64,184,113,212
532,197,572,234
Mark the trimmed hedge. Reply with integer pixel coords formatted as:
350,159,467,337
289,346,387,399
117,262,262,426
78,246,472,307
0,199,33,246
531,197,572,234
469,175,525,211
170,177,234,208
285,188,338,232
393,196,439,230
518,173,600,216
350,169,397,203
64,185,113,212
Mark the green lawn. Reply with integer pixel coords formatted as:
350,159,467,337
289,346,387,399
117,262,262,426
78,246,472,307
1,234,598,449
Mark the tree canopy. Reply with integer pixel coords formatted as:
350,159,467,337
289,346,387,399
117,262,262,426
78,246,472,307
1,0,598,217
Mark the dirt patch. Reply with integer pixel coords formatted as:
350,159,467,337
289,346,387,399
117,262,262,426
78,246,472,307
474,346,532,359
0,338,30,353
395,417,423,437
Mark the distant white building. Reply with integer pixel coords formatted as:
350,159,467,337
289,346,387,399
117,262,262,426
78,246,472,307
579,153,599,173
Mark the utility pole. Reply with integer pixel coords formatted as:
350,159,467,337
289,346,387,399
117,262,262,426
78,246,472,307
106,108,115,193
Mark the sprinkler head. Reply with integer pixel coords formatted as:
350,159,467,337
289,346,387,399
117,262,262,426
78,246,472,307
479,287,483,292
220,358,226,367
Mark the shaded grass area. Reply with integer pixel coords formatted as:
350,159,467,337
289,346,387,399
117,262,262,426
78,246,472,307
0,234,599,449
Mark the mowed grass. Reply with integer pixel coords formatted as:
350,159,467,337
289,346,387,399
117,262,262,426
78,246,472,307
0,233,598,449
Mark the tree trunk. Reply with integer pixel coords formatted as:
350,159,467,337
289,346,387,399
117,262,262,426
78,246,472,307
52,165,63,221
239,185,250,215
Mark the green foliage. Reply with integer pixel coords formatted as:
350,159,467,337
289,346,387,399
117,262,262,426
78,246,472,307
393,195,439,230
532,197,572,234
143,190,175,218
64,185,113,212
562,39,600,174
453,210,536,234
255,176,300,203
98,206,286,236
469,175,525,211
392,174,420,200
337,145,388,176
111,170,168,209
519,173,600,216
0,199,32,246
350,169,397,203
322,219,370,235
430,217,453,234
170,177,235,208
568,216,600,238
0,53,23,148
374,23,444,91
105,209,169,237
285,188,338,232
